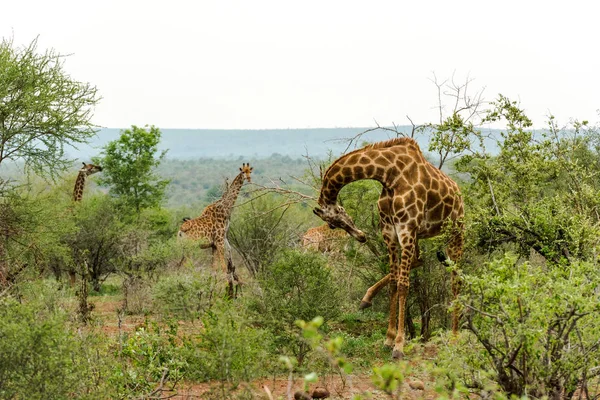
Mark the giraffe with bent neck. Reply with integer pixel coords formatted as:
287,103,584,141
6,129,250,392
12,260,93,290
313,138,464,359
178,163,253,292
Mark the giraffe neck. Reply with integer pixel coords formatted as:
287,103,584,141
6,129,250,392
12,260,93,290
318,149,393,206
72,172,86,202
218,171,245,215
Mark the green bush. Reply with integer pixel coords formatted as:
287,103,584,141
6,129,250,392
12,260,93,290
152,271,220,321
110,321,187,399
0,281,109,399
180,299,273,385
253,250,342,364
435,254,600,399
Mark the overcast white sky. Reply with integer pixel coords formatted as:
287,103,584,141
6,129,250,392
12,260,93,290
2,0,598,129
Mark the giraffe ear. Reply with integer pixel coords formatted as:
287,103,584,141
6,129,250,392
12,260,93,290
82,162,86,166
313,207,323,217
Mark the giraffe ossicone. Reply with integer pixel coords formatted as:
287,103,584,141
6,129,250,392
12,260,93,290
314,138,464,360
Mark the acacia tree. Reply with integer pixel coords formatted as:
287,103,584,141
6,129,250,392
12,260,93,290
0,37,100,180
94,125,169,216
0,37,99,288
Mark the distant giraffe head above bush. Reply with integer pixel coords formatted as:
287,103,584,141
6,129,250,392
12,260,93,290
73,162,103,202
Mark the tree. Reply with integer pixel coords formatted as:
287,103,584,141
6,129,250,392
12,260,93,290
456,96,600,264
94,125,169,216
438,254,600,399
0,37,100,181
431,98,600,398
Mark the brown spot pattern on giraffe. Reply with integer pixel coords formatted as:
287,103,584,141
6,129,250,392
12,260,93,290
314,137,464,359
177,163,253,288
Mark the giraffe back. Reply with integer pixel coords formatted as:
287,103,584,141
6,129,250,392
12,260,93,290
302,224,348,253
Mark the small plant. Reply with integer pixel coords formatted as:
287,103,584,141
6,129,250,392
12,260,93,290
371,363,408,397
111,321,186,399
287,316,411,400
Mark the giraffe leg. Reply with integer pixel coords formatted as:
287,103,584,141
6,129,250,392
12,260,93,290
68,268,77,287
360,274,390,309
361,243,422,309
212,243,234,297
224,239,243,298
385,278,399,347
446,225,464,334
392,229,417,360
376,225,401,348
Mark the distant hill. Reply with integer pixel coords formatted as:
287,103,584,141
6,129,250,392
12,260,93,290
66,127,419,160
4,126,502,209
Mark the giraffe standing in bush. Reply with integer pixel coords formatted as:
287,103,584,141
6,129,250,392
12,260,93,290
313,138,464,359
68,162,103,286
178,163,253,295
302,224,348,253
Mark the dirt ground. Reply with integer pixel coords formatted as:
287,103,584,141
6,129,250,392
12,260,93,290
90,296,440,400
170,374,439,399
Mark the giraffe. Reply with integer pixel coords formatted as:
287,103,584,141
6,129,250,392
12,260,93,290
302,224,348,253
73,162,103,202
69,162,103,286
313,138,464,359
178,163,253,294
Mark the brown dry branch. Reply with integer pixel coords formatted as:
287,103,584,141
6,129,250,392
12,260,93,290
429,71,485,127
234,180,317,212
138,368,179,400
334,119,420,155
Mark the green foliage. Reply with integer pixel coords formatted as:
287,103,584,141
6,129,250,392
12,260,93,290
137,206,179,241
111,321,187,399
95,125,169,216
120,233,180,277
457,99,600,264
337,178,385,258
181,299,272,384
157,155,312,209
371,363,408,397
427,111,476,169
436,254,600,398
251,250,342,364
151,270,220,321
229,193,305,276
0,37,100,180
0,183,76,284
0,281,109,399
69,194,124,291
294,316,411,400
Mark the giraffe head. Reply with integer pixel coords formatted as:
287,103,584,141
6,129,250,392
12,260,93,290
239,163,253,183
79,162,103,176
313,204,367,243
